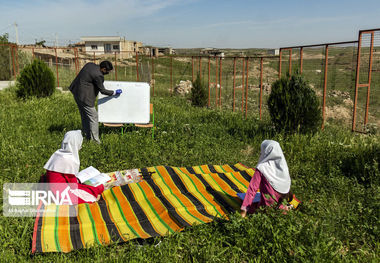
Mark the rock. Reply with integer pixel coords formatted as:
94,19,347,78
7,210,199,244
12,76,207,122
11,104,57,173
174,80,192,95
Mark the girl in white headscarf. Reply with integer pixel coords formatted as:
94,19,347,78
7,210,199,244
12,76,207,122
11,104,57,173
43,130,104,204
241,140,293,217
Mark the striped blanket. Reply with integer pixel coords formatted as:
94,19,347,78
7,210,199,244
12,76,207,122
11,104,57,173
32,163,254,253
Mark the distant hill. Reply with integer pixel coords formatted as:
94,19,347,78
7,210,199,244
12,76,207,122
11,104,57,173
174,48,273,57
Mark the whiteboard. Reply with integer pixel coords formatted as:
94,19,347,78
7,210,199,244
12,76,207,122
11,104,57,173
98,81,150,124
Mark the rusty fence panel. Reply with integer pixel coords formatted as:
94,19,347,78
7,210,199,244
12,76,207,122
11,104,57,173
0,43,14,80
352,29,380,133
279,41,359,130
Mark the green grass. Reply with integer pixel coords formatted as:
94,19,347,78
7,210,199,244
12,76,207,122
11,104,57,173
0,87,379,262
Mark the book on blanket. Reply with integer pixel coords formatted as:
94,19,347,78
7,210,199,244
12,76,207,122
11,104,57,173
104,169,142,189
76,166,111,187
77,166,143,189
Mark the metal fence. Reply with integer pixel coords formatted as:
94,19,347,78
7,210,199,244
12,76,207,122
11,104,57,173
1,28,379,133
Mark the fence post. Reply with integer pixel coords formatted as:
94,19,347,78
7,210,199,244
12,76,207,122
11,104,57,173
289,49,292,75
152,56,155,97
300,47,303,74
364,32,375,125
352,32,362,132
215,56,218,107
192,56,194,82
55,48,59,87
259,57,263,120
208,57,210,107
93,52,95,63
321,44,329,130
233,57,236,112
245,58,249,118
136,52,139,81
32,47,35,60
15,46,19,75
199,56,201,80
75,48,79,75
279,49,282,79
114,52,118,81
219,57,222,107
242,57,245,112
170,56,173,95
11,45,16,78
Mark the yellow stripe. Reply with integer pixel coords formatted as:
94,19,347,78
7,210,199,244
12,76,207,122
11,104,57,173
192,166,203,174
234,163,250,171
77,204,97,247
102,189,138,240
175,167,227,217
128,182,173,235
42,205,58,252
213,165,226,173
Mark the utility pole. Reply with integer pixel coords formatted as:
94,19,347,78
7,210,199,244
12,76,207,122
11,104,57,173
14,22,19,45
55,33,58,47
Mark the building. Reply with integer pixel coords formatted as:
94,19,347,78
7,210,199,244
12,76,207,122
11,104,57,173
267,49,280,56
200,48,225,57
80,36,143,58
142,46,176,57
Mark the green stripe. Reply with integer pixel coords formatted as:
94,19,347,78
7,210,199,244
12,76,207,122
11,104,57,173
153,167,205,224
173,167,223,218
198,166,207,174
85,204,101,245
110,188,140,238
197,166,240,209
54,206,61,252
135,182,175,234
217,165,228,173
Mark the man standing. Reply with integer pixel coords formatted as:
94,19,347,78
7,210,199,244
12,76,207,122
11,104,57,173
69,60,122,143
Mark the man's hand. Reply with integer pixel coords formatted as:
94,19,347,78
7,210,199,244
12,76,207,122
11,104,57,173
114,89,122,95
240,210,247,218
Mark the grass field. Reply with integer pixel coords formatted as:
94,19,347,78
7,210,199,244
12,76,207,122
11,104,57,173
0,86,379,262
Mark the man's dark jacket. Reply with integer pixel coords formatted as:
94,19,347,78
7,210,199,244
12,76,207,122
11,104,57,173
69,63,114,107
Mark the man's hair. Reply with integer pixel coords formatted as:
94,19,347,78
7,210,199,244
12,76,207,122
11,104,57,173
99,60,113,71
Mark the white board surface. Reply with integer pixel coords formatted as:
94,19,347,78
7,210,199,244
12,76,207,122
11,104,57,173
98,81,150,124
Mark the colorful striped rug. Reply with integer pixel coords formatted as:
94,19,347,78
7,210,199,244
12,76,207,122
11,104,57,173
32,163,254,253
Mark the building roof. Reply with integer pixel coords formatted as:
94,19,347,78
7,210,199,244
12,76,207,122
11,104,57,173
80,36,125,42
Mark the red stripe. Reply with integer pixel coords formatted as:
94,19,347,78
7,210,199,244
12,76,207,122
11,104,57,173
31,201,44,253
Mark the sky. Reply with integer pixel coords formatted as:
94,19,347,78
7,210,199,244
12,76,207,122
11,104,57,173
0,0,379,48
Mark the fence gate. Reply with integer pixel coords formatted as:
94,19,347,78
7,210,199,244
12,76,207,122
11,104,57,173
352,28,380,132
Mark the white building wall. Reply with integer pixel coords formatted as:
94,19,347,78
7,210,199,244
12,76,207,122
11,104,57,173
84,41,121,54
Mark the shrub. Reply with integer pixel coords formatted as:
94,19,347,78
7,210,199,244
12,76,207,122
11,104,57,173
268,73,322,133
16,59,55,99
191,73,208,107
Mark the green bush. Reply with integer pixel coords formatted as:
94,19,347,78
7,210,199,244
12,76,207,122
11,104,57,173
268,73,322,133
191,73,208,107
16,59,55,99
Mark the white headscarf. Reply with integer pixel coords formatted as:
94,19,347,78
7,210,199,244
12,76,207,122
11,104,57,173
43,130,83,175
256,140,291,194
